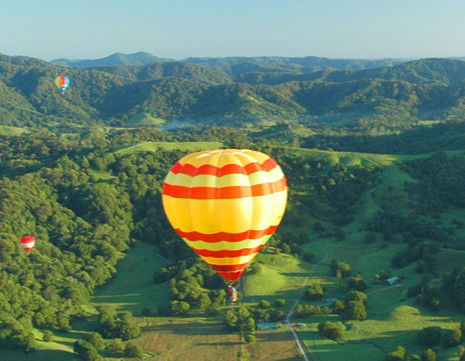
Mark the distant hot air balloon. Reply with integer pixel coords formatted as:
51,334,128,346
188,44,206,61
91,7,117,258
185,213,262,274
54,76,70,93
162,149,288,283
20,236,36,253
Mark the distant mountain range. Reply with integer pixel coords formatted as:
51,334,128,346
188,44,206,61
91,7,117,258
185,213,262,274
51,52,172,68
1,52,465,132
51,51,409,72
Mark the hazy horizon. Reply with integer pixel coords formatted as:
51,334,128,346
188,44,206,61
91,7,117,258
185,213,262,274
5,50,465,63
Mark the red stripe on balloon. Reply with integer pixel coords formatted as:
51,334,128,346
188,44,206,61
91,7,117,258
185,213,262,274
176,225,277,242
191,244,265,258
216,270,245,281
162,177,287,199
20,236,35,243
170,157,278,177
211,263,249,272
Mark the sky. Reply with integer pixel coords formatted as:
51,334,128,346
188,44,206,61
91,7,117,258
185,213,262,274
1,0,465,61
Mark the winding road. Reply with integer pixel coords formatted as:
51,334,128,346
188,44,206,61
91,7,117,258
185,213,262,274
284,244,331,361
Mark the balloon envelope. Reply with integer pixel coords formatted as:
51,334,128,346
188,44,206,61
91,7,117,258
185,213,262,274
54,76,70,92
162,149,288,281
20,236,36,253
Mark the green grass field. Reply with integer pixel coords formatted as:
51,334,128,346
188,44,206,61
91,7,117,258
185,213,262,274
92,241,170,314
243,252,314,310
0,125,28,136
292,151,465,361
115,141,224,155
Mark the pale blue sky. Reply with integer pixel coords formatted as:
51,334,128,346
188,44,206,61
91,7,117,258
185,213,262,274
1,0,464,60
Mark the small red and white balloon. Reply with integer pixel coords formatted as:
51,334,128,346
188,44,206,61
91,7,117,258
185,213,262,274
20,236,36,254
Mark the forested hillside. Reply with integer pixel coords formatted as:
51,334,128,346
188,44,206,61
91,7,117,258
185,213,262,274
0,125,464,361
2,53,465,132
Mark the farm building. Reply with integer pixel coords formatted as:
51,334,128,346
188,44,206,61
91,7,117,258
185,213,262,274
386,276,401,286
257,322,278,330
323,297,338,303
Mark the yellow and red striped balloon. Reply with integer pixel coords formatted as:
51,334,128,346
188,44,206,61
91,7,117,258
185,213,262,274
162,149,288,282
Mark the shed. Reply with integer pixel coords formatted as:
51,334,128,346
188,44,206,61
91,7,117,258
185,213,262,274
386,276,401,286
323,298,338,303
257,322,278,330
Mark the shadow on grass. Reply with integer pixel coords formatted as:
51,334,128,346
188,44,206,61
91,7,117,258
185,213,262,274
3,348,74,361
196,341,241,346
280,272,310,277
143,320,231,337
299,328,419,356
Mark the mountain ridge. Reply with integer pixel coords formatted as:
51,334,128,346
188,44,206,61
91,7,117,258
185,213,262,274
2,53,465,131
51,51,173,68
51,51,409,71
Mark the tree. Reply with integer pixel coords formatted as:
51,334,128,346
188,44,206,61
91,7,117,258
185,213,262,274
344,290,368,304
241,317,256,334
125,342,144,359
442,328,462,347
385,345,407,361
141,307,151,316
342,301,367,321
443,267,465,311
244,334,256,344
73,340,101,361
422,348,437,361
116,312,141,340
275,299,286,307
84,332,105,351
317,321,345,341
281,242,292,253
224,310,238,330
294,304,305,318
306,283,324,301
170,300,190,315
0,316,36,352
106,338,124,354
416,327,442,347
348,275,368,291
259,300,271,308
458,345,465,359
332,301,345,315
331,259,351,278
42,330,53,342
196,293,212,310
97,306,118,338
408,354,421,361
273,310,285,321
460,320,465,335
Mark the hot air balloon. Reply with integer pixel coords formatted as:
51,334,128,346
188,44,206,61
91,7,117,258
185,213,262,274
162,149,288,284
20,236,36,253
55,76,70,93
